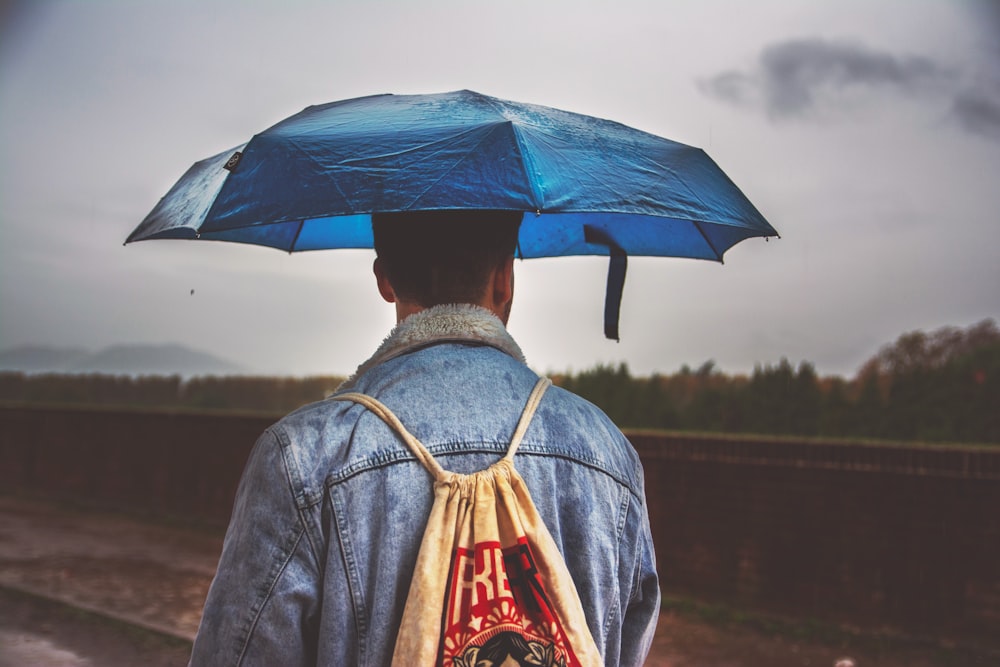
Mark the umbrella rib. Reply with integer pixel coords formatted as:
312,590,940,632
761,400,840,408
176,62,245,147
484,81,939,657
289,219,305,253
286,138,362,218
403,122,526,210
475,94,545,209
508,124,546,212
692,220,724,263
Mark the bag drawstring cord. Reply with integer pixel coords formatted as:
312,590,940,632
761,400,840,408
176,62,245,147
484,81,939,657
332,377,552,484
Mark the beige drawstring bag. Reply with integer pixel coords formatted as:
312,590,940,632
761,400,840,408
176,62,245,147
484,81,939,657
333,377,602,667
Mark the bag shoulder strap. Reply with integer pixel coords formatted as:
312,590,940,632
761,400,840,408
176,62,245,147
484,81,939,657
503,377,551,460
332,377,552,483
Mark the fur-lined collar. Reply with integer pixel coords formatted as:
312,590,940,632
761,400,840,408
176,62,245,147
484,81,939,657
339,304,525,390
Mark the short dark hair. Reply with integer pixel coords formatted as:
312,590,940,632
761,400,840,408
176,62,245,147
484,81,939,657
372,210,522,307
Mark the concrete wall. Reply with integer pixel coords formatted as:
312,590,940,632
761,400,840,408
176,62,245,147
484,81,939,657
630,433,1000,648
0,404,268,525
2,404,998,648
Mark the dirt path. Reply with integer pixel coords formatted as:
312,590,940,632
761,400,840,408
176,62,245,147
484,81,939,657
0,587,191,667
647,610,986,667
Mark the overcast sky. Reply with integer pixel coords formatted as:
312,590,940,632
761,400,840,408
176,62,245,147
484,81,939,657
1,0,998,378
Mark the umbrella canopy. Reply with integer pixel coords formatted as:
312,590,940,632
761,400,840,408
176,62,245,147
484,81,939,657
126,90,778,338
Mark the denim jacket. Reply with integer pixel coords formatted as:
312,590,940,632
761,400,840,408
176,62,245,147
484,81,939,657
190,305,659,666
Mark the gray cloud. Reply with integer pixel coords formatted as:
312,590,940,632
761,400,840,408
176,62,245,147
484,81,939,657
951,84,1000,140
702,38,952,119
0,1,47,61
969,0,1000,52
701,37,1000,142
953,0,1000,140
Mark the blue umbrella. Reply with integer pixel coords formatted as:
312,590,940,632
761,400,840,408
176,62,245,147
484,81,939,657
126,90,777,339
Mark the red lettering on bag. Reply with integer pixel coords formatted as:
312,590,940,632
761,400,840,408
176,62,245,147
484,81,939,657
438,538,581,666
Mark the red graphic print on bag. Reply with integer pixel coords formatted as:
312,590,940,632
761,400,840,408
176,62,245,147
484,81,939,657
439,537,582,667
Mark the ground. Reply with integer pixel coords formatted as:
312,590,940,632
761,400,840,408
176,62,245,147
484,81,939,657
0,496,991,666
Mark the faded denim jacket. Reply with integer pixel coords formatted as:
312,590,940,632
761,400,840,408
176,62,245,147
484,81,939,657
190,305,660,666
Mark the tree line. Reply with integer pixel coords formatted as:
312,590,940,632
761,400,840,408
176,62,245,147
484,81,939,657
1,319,996,444
0,373,346,415
559,319,998,444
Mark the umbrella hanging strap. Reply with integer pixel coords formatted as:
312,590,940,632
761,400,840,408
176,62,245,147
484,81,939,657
584,226,628,342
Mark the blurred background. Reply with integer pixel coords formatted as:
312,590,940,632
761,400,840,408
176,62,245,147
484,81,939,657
1,1,999,665
1,0,997,379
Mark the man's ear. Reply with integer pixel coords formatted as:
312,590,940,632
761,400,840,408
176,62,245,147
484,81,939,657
373,258,397,303
491,255,515,311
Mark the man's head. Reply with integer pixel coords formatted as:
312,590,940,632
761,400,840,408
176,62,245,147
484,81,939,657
372,210,522,323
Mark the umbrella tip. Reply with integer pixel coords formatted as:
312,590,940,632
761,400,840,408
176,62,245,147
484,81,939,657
223,151,243,172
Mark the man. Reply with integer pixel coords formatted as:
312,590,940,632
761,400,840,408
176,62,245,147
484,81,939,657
189,210,659,666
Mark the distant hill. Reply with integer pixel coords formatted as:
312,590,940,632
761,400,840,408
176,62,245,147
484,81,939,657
0,345,91,372
0,343,244,377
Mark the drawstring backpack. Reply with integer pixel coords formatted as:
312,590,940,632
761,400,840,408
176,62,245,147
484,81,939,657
333,377,602,667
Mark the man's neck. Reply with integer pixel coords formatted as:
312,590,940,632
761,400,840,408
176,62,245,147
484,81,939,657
395,300,508,326
394,301,425,323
